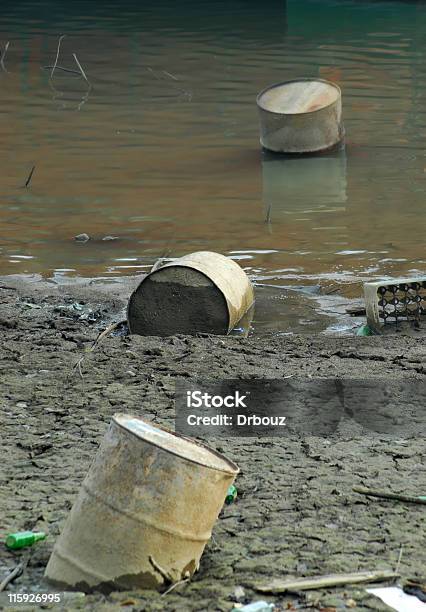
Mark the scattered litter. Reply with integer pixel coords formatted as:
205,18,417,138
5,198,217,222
5,531,46,550
364,277,425,332
366,587,426,611
255,569,398,593
225,484,238,505
353,486,426,505
356,324,374,336
102,235,119,241
74,233,90,242
232,601,274,612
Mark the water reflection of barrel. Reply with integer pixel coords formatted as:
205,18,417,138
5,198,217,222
262,149,347,220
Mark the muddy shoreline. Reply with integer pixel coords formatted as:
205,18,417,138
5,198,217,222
0,277,425,611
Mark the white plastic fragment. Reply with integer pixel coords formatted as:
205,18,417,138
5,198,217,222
232,601,275,612
366,587,426,612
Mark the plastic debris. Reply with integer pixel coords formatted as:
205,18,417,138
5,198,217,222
225,484,238,505
74,233,90,242
232,601,274,612
366,587,426,612
5,531,46,550
356,324,374,336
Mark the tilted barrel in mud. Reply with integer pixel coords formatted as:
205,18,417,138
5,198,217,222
45,414,239,592
257,78,344,153
127,251,254,336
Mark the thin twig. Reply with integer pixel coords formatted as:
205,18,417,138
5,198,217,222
255,569,399,594
161,578,189,597
90,321,121,351
51,35,66,79
73,321,123,375
43,65,80,75
72,53,90,86
395,545,403,574
353,485,426,505
147,66,161,80
1,41,10,71
150,249,172,273
265,201,272,224
25,165,36,188
163,70,178,81
0,564,23,592
0,553,30,592
76,357,84,378
148,556,172,584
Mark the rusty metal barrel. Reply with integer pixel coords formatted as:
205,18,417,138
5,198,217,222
257,78,344,153
45,414,239,592
127,251,254,336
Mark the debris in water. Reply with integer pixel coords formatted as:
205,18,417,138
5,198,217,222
102,235,119,241
74,233,90,242
1,41,10,72
24,165,36,188
50,35,66,79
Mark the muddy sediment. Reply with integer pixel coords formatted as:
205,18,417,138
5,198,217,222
0,276,425,611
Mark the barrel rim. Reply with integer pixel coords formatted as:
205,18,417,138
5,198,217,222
112,413,240,475
256,78,341,117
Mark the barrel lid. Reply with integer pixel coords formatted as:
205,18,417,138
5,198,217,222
113,414,239,474
257,78,340,115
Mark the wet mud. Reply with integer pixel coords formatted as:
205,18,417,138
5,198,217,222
0,277,425,611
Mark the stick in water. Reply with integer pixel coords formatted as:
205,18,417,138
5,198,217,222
73,53,91,86
43,65,80,75
51,35,66,79
25,165,36,188
1,41,10,71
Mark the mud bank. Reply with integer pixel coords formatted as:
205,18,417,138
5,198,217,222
0,277,425,612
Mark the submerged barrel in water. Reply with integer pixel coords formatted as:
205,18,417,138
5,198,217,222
45,414,239,592
257,78,344,153
127,251,254,336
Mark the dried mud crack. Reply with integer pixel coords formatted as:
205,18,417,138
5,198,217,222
0,277,425,612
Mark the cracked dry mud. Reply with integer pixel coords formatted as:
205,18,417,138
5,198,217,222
0,277,425,612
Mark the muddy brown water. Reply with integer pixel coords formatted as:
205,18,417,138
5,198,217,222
0,0,425,334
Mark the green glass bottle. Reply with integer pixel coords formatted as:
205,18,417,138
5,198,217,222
5,531,46,550
225,485,237,505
